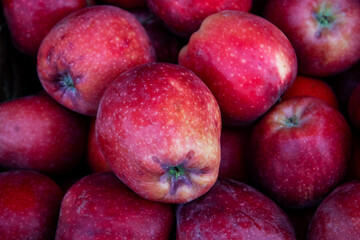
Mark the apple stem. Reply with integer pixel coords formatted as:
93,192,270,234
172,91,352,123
164,164,192,195
315,12,334,27
314,3,334,28
285,116,298,127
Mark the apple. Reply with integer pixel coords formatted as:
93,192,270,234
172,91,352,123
281,75,339,110
179,10,297,126
250,97,351,208
219,126,251,182
0,170,63,240
86,118,111,173
264,0,360,77
37,5,156,116
1,0,89,56
176,178,296,240
307,181,360,240
131,9,184,63
146,0,252,38
348,83,360,131
96,62,221,203
55,172,175,239
101,0,147,9
0,92,87,175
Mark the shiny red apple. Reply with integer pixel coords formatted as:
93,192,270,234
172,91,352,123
251,97,351,208
179,10,297,125
37,5,155,116
55,172,174,239
96,63,221,203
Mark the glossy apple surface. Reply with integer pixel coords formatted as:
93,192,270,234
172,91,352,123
179,10,297,125
264,0,360,77
0,170,63,240
176,178,296,240
2,0,88,56
55,172,174,239
0,92,87,175
308,181,360,240
281,75,339,109
146,0,252,37
37,5,155,116
96,63,221,203
251,97,351,208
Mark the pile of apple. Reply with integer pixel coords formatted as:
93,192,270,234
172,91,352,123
0,0,360,239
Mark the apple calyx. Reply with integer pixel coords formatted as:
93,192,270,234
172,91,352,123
169,165,186,180
165,164,192,195
313,4,335,33
285,115,299,128
57,71,76,92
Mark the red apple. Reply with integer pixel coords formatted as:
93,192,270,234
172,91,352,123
0,170,63,240
264,0,360,77
86,118,110,173
55,172,174,239
281,75,339,110
348,83,360,131
176,178,296,240
0,92,87,175
37,5,156,116
308,181,360,240
101,0,147,9
146,0,252,37
131,9,184,63
250,97,351,208
179,10,297,126
96,63,221,203
219,126,251,182
1,0,89,56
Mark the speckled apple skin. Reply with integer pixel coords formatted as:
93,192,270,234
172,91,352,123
37,5,156,116
146,0,252,37
176,178,296,240
251,97,351,208
86,118,111,173
308,181,360,240
0,170,63,240
264,0,360,77
96,63,221,203
179,10,297,126
0,92,87,175
348,83,360,131
55,172,175,240
2,0,88,56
